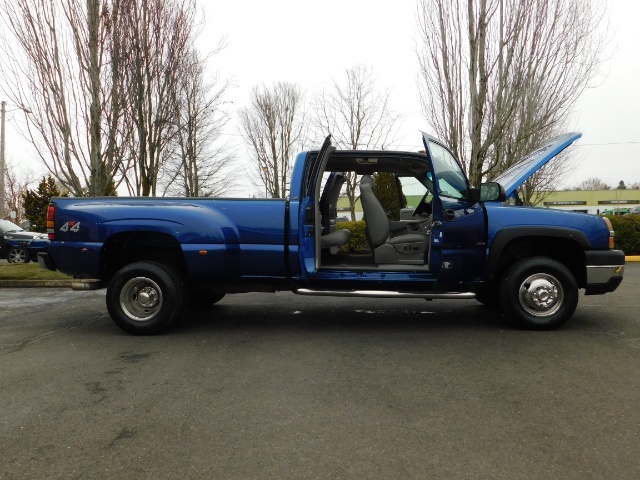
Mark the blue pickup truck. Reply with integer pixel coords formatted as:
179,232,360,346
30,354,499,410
39,132,625,334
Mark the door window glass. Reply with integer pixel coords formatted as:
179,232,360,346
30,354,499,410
428,141,469,200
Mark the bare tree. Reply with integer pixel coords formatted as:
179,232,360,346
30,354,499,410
312,64,401,219
416,0,608,188
0,0,205,198
0,0,128,196
238,82,305,198
575,177,611,191
118,0,197,196
160,46,236,197
2,160,35,224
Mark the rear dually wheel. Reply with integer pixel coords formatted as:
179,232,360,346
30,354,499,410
106,261,188,335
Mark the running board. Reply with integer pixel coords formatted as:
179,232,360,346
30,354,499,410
294,288,475,300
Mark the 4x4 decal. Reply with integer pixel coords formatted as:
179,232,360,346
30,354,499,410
59,221,80,233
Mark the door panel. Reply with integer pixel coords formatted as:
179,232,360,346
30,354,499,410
299,135,335,277
421,133,486,280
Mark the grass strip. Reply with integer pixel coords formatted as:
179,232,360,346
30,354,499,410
0,262,72,281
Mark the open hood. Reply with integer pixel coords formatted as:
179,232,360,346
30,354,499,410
492,132,582,197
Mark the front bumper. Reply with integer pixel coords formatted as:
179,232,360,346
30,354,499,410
584,250,625,295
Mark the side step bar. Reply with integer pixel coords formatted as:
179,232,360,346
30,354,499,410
294,288,475,300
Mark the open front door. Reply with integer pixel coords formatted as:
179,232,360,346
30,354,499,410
422,133,486,281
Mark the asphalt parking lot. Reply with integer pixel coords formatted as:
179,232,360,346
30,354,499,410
1,264,639,479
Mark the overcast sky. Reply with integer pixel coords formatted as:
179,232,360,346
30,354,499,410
3,0,639,194
201,0,640,193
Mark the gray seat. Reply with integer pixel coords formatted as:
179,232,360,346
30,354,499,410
320,173,351,250
320,228,351,248
320,173,346,234
360,175,428,265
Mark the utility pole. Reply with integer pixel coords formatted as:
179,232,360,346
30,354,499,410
1,100,6,219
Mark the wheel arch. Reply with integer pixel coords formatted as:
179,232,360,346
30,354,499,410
100,231,187,282
486,229,588,288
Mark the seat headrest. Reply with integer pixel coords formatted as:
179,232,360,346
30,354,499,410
360,175,373,188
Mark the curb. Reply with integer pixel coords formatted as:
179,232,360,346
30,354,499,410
0,279,76,288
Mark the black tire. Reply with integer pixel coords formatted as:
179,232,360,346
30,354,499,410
106,261,188,335
7,247,29,263
499,256,578,330
475,289,499,308
189,287,226,310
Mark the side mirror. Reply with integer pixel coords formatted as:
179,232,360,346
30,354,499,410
480,182,506,202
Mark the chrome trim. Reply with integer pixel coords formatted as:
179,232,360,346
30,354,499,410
517,273,563,317
586,265,624,284
294,288,475,300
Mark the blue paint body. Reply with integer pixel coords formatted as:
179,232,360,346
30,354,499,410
45,132,622,296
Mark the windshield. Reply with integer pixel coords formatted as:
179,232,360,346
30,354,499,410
398,175,432,207
427,140,469,200
0,219,23,233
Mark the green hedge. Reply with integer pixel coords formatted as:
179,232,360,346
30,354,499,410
607,215,640,255
336,220,370,253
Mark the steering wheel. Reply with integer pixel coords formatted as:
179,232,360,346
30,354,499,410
412,191,432,217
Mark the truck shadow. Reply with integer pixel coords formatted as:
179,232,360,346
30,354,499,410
178,298,509,335
173,293,609,336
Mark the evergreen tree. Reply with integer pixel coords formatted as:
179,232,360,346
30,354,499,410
22,176,65,232
372,172,401,221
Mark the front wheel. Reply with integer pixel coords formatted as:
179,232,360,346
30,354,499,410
7,247,29,263
499,257,578,330
106,261,188,335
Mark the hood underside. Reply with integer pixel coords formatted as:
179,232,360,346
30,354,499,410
492,132,582,197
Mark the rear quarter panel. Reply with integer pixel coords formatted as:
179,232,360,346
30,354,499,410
50,198,288,281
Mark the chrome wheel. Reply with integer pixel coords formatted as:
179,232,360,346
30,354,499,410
517,273,564,317
500,257,578,330
119,276,164,322
107,261,187,335
7,248,28,263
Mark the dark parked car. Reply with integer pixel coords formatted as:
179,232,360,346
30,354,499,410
26,235,50,262
0,220,44,263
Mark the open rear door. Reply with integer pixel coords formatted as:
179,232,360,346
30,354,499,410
299,135,335,275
